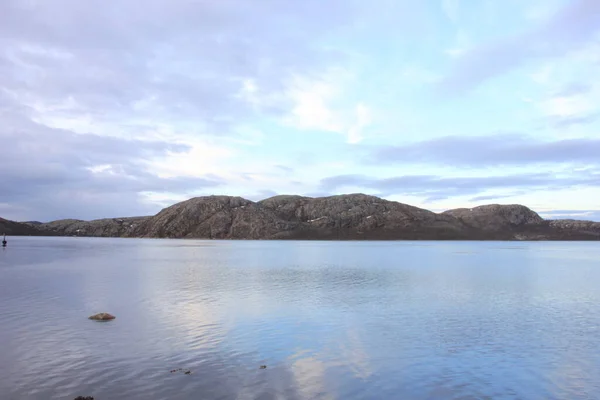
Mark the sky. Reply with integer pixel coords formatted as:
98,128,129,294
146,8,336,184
1,0,599,222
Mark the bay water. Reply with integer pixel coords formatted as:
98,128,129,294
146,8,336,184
1,237,599,399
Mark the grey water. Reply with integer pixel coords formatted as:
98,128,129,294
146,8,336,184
0,238,599,400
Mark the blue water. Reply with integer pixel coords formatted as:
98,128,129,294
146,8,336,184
0,237,599,400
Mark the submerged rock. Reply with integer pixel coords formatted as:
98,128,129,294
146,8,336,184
170,368,191,375
73,397,94,400
259,365,267,369
88,313,116,321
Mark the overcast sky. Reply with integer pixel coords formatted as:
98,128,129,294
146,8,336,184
1,0,599,222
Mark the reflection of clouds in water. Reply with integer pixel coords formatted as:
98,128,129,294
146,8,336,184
289,351,335,400
7,238,600,399
285,325,374,399
135,251,231,351
335,328,373,380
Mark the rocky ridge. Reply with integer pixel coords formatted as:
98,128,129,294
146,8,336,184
34,217,149,237
2,194,599,240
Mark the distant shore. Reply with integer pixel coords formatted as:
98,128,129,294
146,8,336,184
2,194,599,241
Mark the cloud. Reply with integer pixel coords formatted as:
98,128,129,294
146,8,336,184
554,82,592,97
469,193,525,203
0,1,354,134
275,165,295,173
549,113,600,129
539,93,596,118
282,72,373,143
0,99,222,220
347,103,372,144
538,209,600,221
1,0,381,220
319,170,599,201
534,79,600,129
0,0,383,152
438,0,600,92
370,134,600,167
2,0,598,221
4,0,549,222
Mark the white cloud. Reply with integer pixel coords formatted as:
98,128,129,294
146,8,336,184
233,77,288,116
539,93,596,118
526,41,600,126
282,72,374,143
87,164,113,174
285,75,343,133
147,139,236,179
347,103,372,144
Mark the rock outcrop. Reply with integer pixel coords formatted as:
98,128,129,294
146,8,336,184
37,217,149,237
3,194,600,240
88,313,116,321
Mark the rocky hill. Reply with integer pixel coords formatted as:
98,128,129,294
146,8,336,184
258,194,476,239
442,204,544,230
2,194,599,240
0,217,45,236
35,217,149,237
127,196,297,239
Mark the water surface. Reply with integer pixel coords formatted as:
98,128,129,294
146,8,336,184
1,238,599,399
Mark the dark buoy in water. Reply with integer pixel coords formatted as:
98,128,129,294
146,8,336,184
1,234,6,248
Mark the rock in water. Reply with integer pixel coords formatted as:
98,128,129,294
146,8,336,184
88,313,116,321
74,397,94,400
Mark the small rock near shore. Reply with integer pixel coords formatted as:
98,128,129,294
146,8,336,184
88,313,116,321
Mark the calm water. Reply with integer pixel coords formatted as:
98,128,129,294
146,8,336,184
0,238,599,400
